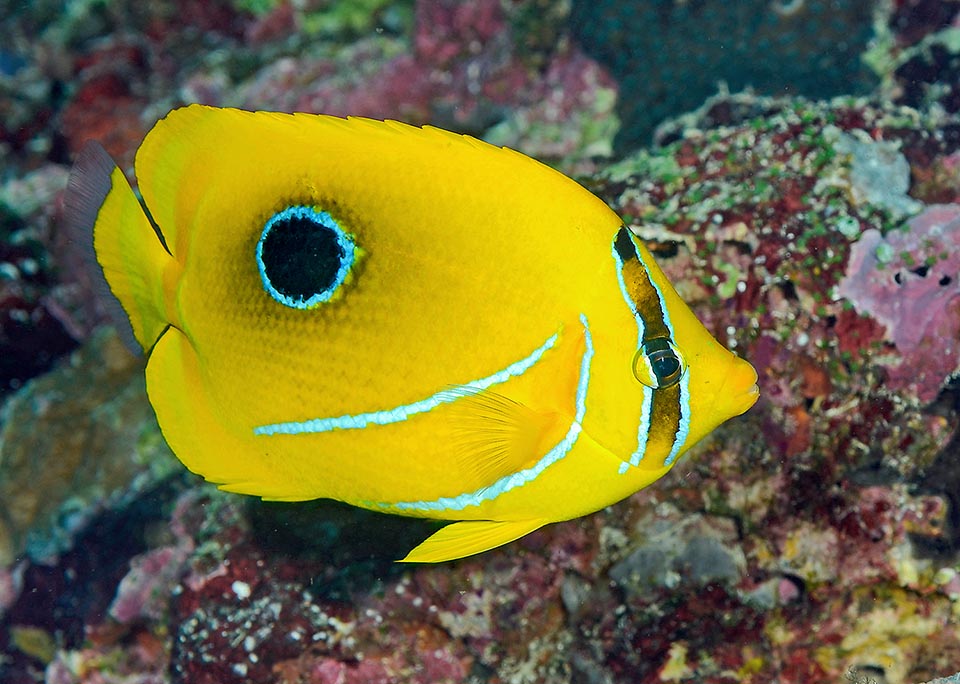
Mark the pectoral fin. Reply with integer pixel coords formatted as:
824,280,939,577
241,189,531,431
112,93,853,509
443,387,566,488
400,518,547,563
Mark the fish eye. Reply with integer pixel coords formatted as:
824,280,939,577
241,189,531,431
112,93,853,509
256,205,356,309
632,337,685,389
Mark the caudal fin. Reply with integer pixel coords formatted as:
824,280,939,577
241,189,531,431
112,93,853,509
64,142,172,352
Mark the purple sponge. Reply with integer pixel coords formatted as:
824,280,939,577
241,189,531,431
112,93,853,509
838,204,960,402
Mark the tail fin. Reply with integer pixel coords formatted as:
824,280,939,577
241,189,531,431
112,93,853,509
64,142,173,352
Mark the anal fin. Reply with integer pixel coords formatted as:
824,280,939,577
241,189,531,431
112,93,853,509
400,518,546,563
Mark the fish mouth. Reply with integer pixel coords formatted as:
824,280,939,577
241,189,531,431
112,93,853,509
724,356,760,417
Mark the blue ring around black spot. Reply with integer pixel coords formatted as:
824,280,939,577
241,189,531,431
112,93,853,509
256,205,356,309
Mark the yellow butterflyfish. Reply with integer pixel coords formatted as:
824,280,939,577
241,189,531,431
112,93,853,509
65,105,759,563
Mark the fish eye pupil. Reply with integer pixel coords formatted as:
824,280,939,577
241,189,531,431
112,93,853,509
640,337,684,388
652,354,679,378
256,205,355,309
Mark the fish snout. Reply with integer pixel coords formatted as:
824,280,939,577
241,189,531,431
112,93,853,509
719,354,760,418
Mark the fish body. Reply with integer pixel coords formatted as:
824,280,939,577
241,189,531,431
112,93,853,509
66,105,758,562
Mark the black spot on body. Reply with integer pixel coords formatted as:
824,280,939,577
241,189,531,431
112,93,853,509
261,212,344,300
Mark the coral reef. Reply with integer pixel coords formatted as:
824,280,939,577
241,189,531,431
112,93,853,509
576,92,960,682
5,91,959,684
834,131,923,219
227,0,618,164
890,23,960,116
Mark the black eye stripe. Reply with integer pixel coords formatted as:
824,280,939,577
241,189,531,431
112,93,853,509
614,226,638,261
648,383,682,450
612,226,691,469
614,227,671,342
256,206,356,309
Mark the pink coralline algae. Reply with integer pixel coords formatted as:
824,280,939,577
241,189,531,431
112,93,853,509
109,544,193,624
837,204,960,402
228,0,617,165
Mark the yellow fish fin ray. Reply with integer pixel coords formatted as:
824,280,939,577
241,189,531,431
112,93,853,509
146,326,284,489
441,387,567,487
65,141,173,350
400,518,547,563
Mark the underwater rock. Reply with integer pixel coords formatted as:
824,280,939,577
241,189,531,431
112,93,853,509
840,588,958,684
917,675,960,684
0,187,80,398
59,45,152,165
43,632,169,684
609,508,745,596
482,47,619,168
0,165,69,220
835,132,924,219
889,0,960,48
0,561,24,615
590,92,958,470
893,25,960,116
0,292,78,398
0,328,176,569
167,492,493,683
231,0,617,166
569,0,876,150
109,544,193,624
